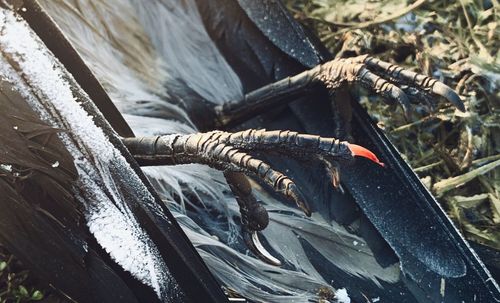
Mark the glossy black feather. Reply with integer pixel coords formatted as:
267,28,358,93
236,0,325,67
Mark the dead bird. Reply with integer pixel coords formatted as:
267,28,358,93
1,0,499,302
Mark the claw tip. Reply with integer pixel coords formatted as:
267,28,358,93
245,231,282,266
348,143,384,167
456,101,466,113
433,82,466,112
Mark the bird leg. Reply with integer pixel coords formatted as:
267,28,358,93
123,129,383,265
215,55,464,128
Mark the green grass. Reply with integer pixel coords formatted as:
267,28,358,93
0,246,44,303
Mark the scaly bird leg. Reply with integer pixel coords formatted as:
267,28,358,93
123,129,382,265
215,55,464,127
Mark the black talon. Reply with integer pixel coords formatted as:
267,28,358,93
389,85,412,118
432,82,465,112
360,56,465,112
240,204,280,266
357,67,412,117
286,182,311,217
224,171,279,265
243,229,282,266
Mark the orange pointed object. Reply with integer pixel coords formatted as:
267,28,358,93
347,143,385,167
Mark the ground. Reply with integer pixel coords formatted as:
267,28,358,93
1,0,499,301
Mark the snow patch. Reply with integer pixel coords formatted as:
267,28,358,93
0,164,12,172
335,288,351,303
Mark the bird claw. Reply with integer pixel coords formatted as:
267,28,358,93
243,229,282,266
215,131,383,265
224,171,282,265
127,129,384,217
126,130,384,265
318,55,464,117
356,55,465,113
197,130,383,216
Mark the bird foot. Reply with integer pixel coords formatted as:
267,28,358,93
124,129,383,265
317,55,465,116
